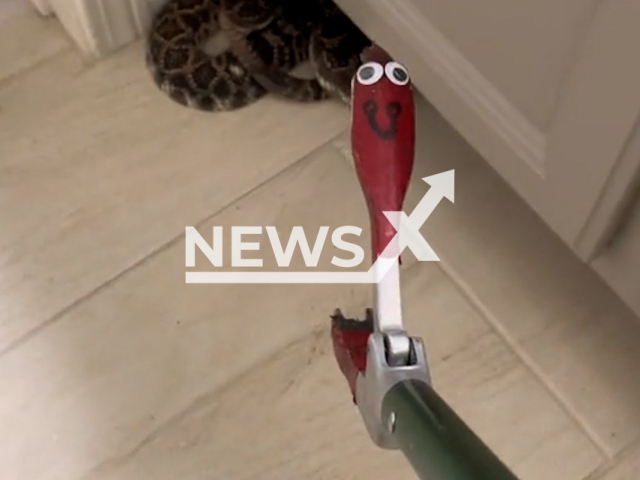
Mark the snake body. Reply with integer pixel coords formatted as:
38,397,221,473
145,0,370,110
310,0,372,104
250,0,371,105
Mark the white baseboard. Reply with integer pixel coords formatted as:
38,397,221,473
28,0,161,58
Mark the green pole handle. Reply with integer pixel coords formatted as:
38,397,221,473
382,379,521,480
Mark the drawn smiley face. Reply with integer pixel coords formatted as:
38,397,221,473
353,60,411,140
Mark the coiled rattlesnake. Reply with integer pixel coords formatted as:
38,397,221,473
250,0,371,105
145,0,370,110
145,0,328,111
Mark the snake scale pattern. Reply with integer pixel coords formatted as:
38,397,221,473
145,0,371,111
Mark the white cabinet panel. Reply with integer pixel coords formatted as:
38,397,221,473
336,0,640,258
413,0,601,131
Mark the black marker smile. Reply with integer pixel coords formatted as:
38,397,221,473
363,100,402,140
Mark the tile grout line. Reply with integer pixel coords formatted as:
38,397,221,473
301,127,619,467
433,255,614,460
75,324,329,480
581,460,617,480
582,433,640,480
0,130,348,359
328,135,611,459
0,14,73,88
0,44,72,89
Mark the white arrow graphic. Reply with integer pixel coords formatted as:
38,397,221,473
409,169,455,226
377,169,455,271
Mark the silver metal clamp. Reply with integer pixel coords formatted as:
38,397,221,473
354,331,431,449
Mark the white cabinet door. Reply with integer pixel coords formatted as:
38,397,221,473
337,0,640,259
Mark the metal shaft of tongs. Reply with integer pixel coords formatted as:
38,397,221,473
331,43,431,448
350,44,416,367
330,44,521,480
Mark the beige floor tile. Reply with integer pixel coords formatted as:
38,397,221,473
0,0,28,24
333,97,640,455
0,7,70,82
75,259,601,480
0,36,349,353
1,12,629,477
588,441,640,480
402,265,603,480
0,127,602,480
0,144,372,480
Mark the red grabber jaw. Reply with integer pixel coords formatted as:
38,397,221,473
331,44,432,449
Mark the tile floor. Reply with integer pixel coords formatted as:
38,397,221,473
0,0,29,26
2,7,640,480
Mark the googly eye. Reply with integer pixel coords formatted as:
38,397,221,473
356,62,384,85
384,61,410,85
